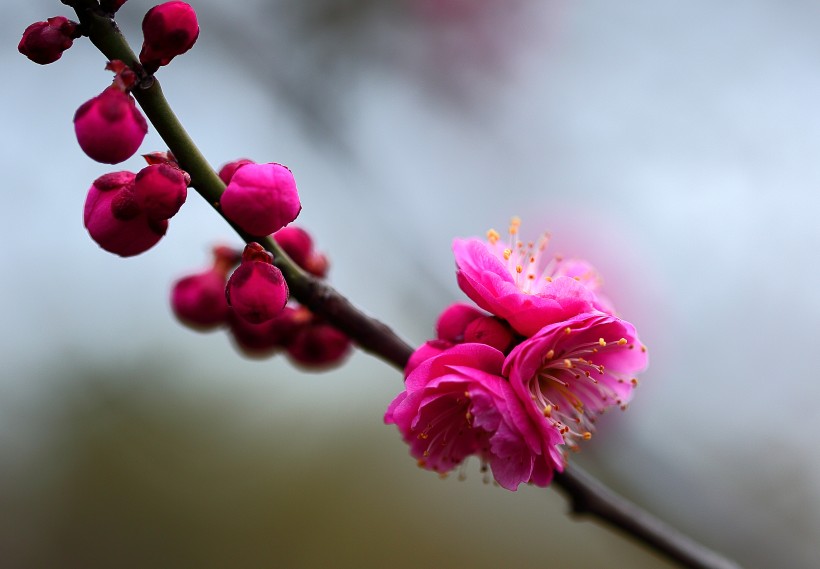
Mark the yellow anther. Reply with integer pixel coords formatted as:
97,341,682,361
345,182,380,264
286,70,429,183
510,216,521,227
486,228,500,244
545,349,555,359
503,248,512,260
565,326,572,335
598,337,607,347
641,345,647,353
543,404,552,417
564,358,573,368
617,338,628,345
545,276,553,282
583,432,593,440
516,265,523,273
630,378,639,386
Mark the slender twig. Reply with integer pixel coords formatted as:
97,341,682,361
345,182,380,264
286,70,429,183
64,3,743,569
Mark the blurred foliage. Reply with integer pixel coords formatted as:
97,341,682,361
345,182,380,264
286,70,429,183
0,361,673,569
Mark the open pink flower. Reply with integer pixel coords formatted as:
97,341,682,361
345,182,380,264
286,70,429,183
504,312,648,450
454,218,610,336
386,343,563,490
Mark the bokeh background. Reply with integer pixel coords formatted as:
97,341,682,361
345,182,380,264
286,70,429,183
3,1,819,567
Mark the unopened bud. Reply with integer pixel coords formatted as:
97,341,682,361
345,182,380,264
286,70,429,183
134,163,189,220
84,171,167,256
18,16,80,65
225,243,289,324
74,86,147,164
140,1,199,73
220,163,301,236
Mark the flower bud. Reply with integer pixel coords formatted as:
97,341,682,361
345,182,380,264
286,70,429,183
84,171,167,256
220,163,302,236
228,306,300,357
287,320,351,369
18,16,79,65
171,268,229,330
435,303,485,343
273,226,313,267
74,86,147,164
134,163,189,220
140,1,199,73
273,226,330,278
218,158,254,185
226,243,289,324
304,252,329,278
463,316,514,353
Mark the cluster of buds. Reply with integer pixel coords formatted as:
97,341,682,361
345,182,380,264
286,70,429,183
171,224,351,369
19,3,201,253
20,4,347,370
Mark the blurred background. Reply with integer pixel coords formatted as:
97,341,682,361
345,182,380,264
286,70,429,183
3,0,819,567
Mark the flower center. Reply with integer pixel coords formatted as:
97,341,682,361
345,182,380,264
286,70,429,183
486,217,561,294
527,333,639,450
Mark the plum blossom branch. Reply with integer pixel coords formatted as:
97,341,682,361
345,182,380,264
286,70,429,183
61,3,742,569
65,0,412,365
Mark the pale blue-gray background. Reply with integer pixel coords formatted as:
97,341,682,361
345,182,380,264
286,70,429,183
2,1,817,567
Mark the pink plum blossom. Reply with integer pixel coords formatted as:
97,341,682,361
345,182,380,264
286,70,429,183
225,243,289,324
386,343,564,490
453,218,611,336
83,171,167,257
504,312,648,450
220,163,302,237
74,86,147,164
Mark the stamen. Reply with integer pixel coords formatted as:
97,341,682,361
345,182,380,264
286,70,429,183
486,228,500,244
